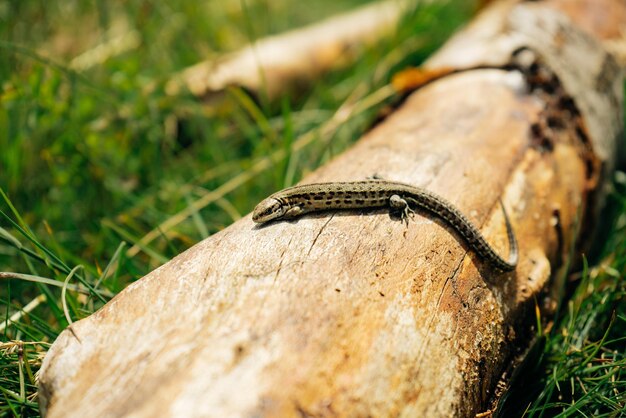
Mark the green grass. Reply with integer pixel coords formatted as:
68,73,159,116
496,175,626,417
0,1,624,417
0,1,473,415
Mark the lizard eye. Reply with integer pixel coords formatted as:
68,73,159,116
252,198,285,223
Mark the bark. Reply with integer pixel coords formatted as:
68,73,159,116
38,1,624,417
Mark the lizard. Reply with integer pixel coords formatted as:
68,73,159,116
252,180,518,272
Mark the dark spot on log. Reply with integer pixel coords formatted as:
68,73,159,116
575,125,588,143
547,116,564,129
529,122,554,152
529,62,539,76
543,79,557,94
530,122,542,138
558,96,579,116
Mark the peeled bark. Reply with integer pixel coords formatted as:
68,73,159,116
38,1,624,417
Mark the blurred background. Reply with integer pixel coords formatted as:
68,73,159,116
0,1,473,414
1,1,624,417
0,0,471,278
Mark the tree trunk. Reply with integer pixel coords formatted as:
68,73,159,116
38,1,624,417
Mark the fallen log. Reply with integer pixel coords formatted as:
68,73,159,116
38,0,624,416
165,0,409,100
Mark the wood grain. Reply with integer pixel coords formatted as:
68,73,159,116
38,1,624,416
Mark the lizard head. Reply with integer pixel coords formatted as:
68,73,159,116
252,198,286,223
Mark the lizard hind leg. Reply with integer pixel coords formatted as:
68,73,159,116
389,195,415,225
